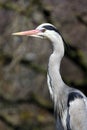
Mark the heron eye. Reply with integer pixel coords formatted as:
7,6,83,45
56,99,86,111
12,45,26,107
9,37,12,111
41,28,46,32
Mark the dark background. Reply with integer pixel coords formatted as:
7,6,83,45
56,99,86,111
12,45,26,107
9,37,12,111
0,0,87,130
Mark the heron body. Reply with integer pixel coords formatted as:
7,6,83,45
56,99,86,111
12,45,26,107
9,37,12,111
13,23,87,130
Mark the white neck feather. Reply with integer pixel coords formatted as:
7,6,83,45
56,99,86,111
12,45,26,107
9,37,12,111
47,33,65,98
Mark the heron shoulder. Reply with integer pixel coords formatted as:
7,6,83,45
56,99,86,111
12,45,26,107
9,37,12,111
67,91,84,107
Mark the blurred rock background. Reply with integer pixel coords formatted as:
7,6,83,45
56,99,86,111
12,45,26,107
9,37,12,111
0,0,87,130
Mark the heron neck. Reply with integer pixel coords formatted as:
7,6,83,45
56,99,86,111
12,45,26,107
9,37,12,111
48,34,65,97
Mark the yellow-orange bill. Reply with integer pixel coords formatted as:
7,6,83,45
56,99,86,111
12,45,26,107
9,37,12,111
12,29,40,36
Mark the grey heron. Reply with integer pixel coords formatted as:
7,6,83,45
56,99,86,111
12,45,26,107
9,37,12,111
13,23,87,130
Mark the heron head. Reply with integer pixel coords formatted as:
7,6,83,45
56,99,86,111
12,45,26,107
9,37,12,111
12,23,59,41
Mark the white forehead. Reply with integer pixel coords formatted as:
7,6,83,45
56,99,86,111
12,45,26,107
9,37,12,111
36,23,55,29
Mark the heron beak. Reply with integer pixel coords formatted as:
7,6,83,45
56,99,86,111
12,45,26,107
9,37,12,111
12,29,41,37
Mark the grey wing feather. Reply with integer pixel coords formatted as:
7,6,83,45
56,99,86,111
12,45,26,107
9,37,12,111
68,94,87,130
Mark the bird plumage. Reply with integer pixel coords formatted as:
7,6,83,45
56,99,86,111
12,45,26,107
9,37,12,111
13,23,87,130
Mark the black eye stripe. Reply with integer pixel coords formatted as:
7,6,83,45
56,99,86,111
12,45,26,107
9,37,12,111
43,25,68,50
43,25,59,33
